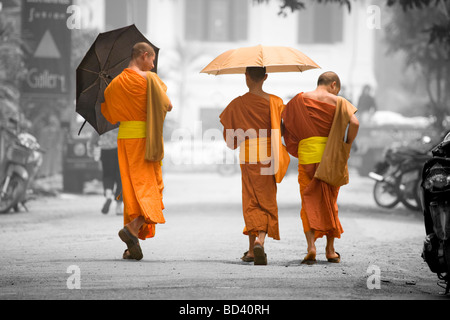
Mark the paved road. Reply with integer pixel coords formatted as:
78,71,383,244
0,171,448,302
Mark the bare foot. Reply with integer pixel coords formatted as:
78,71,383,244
301,249,317,265
245,251,254,259
253,239,267,266
246,234,256,258
124,216,145,239
254,239,264,248
123,250,132,259
124,225,139,239
326,246,339,260
326,252,340,260
326,250,341,263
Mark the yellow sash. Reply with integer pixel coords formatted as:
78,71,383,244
118,121,146,139
298,136,328,165
117,121,163,166
239,138,272,163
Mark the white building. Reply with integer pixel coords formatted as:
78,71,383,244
78,0,378,132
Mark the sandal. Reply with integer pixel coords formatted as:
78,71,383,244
241,251,254,263
327,252,341,263
301,252,317,265
118,227,143,261
253,244,267,266
123,250,133,260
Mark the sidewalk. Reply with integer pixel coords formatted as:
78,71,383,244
0,172,446,300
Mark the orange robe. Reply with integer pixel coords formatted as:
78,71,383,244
220,93,285,241
282,93,343,240
101,68,166,240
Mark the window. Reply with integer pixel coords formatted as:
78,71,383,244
185,0,248,42
298,3,344,44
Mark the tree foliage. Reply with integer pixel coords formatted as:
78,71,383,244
0,0,24,120
256,0,449,47
385,1,450,126
387,0,450,47
255,0,450,125
253,0,351,16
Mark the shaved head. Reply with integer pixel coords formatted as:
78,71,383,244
246,67,267,82
317,71,341,90
131,42,155,60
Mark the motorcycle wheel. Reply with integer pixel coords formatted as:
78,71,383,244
373,180,400,209
0,174,26,214
399,170,422,212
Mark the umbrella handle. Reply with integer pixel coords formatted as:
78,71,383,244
78,120,87,136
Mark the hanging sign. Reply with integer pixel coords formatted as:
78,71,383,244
21,0,72,98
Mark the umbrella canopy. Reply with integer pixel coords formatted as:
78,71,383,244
76,24,159,135
200,45,320,75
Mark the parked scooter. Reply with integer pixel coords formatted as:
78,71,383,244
421,131,450,295
0,120,43,213
368,136,433,212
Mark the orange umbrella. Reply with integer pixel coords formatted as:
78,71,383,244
200,44,320,75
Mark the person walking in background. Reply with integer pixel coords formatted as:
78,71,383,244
357,84,377,116
89,128,123,215
101,42,173,261
38,114,63,178
339,85,353,104
282,72,359,265
220,67,289,266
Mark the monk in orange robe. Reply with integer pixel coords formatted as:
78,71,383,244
101,43,173,261
282,72,359,264
220,67,289,265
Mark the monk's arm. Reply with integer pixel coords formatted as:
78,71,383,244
346,114,360,144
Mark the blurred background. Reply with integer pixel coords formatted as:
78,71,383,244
0,0,449,195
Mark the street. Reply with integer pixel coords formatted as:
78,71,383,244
0,170,447,301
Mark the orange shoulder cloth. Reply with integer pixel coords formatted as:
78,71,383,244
145,72,171,162
314,97,357,187
270,95,290,183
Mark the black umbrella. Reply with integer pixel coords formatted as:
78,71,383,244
76,24,159,135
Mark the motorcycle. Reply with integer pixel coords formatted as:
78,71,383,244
368,136,433,212
421,131,450,295
0,120,44,213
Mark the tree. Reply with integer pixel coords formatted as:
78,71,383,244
0,0,25,121
384,0,450,128
253,0,351,16
255,0,449,47
387,0,450,48
254,0,450,126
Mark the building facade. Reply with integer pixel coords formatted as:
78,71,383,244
80,0,377,132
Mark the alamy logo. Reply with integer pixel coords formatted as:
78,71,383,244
66,5,81,30
367,5,381,30
66,265,81,290
367,265,381,290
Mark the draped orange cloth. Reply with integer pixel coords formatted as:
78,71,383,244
101,68,166,240
282,93,343,240
220,93,286,241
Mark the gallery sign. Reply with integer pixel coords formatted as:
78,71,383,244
21,0,72,98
